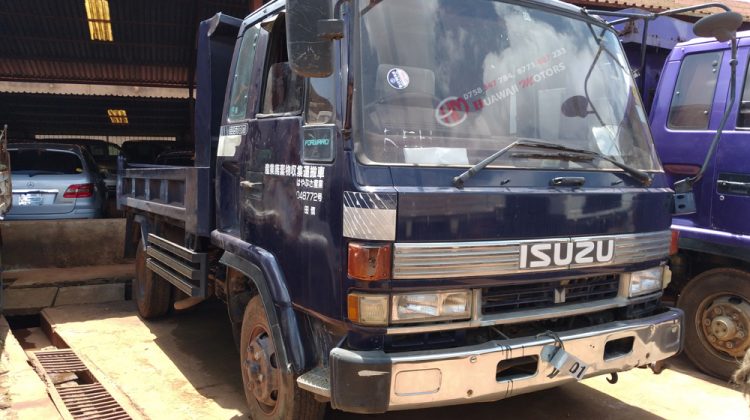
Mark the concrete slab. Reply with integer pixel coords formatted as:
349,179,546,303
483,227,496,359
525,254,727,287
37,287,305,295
4,264,134,288
0,316,61,420
1,219,128,269
3,288,57,315
43,301,249,419
54,284,125,306
42,300,750,420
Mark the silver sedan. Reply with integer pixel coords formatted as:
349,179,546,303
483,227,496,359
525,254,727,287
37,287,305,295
5,143,105,220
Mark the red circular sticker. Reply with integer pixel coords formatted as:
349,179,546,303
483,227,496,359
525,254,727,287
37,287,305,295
435,96,469,128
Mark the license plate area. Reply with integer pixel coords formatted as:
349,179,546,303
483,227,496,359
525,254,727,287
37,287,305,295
18,193,43,206
541,344,589,381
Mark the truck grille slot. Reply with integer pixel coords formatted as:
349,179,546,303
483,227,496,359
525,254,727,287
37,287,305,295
482,275,620,315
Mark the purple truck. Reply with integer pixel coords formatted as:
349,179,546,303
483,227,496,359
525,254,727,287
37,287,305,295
649,22,750,379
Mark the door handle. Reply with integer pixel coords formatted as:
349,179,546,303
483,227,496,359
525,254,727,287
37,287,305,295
717,179,750,196
240,181,263,189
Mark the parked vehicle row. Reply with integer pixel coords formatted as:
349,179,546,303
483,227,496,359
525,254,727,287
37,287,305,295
1,138,193,220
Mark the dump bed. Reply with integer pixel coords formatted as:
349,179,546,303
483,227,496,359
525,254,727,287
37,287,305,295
117,165,212,236
117,13,241,238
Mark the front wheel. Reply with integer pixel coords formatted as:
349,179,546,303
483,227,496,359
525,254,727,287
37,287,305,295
677,268,750,379
240,295,325,420
134,241,172,319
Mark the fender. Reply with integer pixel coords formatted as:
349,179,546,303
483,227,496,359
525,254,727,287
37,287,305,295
212,230,308,375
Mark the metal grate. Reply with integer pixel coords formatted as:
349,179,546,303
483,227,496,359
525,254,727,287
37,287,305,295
482,274,620,315
32,349,134,420
58,383,131,420
34,349,88,374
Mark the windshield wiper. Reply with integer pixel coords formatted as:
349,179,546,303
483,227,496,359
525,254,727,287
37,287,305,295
452,139,652,188
510,152,595,162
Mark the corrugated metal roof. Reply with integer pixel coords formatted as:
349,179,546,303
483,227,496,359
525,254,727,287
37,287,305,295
0,93,190,138
570,0,750,21
0,0,250,87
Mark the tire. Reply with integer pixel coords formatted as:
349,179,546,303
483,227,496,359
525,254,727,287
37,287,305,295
677,268,750,380
240,295,325,420
134,241,172,319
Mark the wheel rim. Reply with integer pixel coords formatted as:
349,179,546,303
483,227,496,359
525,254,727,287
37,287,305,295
696,293,750,359
244,324,280,415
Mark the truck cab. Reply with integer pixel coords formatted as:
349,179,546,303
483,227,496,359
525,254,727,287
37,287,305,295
119,0,687,417
651,29,750,379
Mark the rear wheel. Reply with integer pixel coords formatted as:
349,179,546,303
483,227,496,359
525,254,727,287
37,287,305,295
134,241,172,319
677,268,750,379
240,295,325,420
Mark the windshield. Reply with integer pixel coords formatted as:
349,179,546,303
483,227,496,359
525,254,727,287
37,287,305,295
355,0,660,171
10,149,84,175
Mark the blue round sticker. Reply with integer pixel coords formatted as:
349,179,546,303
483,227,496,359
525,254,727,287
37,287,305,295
387,68,410,90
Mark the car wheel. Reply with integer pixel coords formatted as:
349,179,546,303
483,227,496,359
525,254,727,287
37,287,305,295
677,268,750,380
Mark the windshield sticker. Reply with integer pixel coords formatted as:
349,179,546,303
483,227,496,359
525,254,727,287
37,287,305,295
387,68,410,90
435,48,568,125
435,97,470,127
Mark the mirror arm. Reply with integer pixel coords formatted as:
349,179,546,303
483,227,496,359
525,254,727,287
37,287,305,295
674,37,738,193
638,19,649,94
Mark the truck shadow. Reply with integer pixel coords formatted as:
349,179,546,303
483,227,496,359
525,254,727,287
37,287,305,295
159,300,667,420
326,384,665,420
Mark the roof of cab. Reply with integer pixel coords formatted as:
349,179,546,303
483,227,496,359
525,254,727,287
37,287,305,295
8,142,86,154
245,0,586,22
677,29,750,48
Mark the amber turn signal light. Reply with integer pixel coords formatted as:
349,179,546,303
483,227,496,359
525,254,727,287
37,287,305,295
347,242,392,281
670,230,679,256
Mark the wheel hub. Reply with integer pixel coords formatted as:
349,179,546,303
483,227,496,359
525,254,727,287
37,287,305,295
245,330,279,411
701,297,750,357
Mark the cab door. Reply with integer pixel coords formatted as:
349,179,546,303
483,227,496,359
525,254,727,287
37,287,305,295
217,19,266,234
710,45,750,234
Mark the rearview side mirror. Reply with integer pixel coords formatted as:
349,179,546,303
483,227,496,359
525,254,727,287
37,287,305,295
693,11,743,41
285,0,342,77
561,95,590,118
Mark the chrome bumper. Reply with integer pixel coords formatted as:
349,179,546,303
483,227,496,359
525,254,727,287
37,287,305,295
298,309,683,414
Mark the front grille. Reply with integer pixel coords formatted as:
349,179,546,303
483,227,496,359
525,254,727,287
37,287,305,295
482,274,620,315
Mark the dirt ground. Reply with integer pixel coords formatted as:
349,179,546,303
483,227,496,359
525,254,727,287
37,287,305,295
24,300,750,420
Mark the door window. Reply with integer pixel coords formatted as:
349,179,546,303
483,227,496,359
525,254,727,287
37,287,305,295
737,59,750,128
227,26,261,122
260,14,304,116
667,51,723,130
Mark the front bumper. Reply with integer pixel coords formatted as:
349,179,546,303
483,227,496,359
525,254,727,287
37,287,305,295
300,308,683,414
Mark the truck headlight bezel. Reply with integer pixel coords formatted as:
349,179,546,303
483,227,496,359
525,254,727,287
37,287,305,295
391,290,472,324
627,266,665,297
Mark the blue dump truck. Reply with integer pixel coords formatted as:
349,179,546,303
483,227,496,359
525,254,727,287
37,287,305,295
116,0,741,417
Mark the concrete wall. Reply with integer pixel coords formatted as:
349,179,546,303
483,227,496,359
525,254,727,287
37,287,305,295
1,219,128,269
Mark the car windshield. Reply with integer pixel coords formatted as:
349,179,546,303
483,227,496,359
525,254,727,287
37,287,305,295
355,0,660,171
10,149,83,175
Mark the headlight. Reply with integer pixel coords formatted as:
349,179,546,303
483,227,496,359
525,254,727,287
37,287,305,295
628,266,664,297
391,290,471,324
347,293,389,326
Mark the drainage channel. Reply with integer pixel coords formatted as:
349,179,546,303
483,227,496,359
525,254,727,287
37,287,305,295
8,314,138,420
30,348,135,420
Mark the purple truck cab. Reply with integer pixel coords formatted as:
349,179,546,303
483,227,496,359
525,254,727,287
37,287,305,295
650,30,750,379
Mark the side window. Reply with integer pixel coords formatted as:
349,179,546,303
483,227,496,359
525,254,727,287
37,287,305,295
737,61,750,128
227,26,261,122
667,51,722,130
306,76,335,124
260,14,305,115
